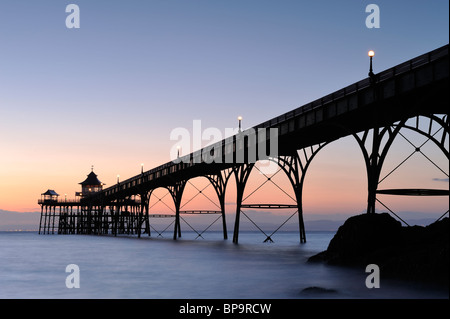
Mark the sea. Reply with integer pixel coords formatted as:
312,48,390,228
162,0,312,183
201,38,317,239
0,231,447,300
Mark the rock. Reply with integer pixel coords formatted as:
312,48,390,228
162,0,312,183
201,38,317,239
301,286,338,294
325,213,402,265
307,250,327,263
308,213,449,285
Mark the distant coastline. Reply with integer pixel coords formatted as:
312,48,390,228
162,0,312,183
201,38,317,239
0,209,444,232
0,210,41,232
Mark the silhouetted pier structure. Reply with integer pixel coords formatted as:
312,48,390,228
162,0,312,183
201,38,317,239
39,45,449,242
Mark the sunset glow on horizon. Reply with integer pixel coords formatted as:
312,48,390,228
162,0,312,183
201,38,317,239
0,1,448,221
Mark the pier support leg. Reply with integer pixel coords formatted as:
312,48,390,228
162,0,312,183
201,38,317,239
113,205,120,236
167,181,186,240
278,144,327,243
39,205,44,234
144,190,153,236
45,206,51,234
232,164,254,244
207,169,233,240
97,205,104,235
353,122,405,214
138,192,150,238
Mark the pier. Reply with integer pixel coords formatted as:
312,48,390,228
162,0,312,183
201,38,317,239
39,45,449,243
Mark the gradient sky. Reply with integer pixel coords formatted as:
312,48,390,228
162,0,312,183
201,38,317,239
0,1,448,219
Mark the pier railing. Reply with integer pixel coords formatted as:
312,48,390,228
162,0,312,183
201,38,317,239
38,198,142,206
38,199,81,205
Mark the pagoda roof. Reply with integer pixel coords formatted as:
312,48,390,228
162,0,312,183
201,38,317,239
79,171,103,186
42,189,59,196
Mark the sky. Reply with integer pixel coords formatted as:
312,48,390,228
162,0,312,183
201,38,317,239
0,0,448,221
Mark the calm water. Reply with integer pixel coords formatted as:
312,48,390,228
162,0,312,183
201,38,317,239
0,231,447,299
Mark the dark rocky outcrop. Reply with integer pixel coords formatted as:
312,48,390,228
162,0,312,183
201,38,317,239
308,213,449,285
301,286,338,295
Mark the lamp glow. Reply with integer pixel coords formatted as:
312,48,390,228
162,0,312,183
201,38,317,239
368,50,375,80
238,116,242,132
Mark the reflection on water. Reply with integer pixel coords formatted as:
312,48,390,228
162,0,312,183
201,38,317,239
0,231,447,299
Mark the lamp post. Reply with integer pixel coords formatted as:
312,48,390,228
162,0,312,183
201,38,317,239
117,174,120,184
238,116,242,133
368,50,375,79
141,163,144,174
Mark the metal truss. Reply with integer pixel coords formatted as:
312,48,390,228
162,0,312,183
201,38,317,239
355,114,449,222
